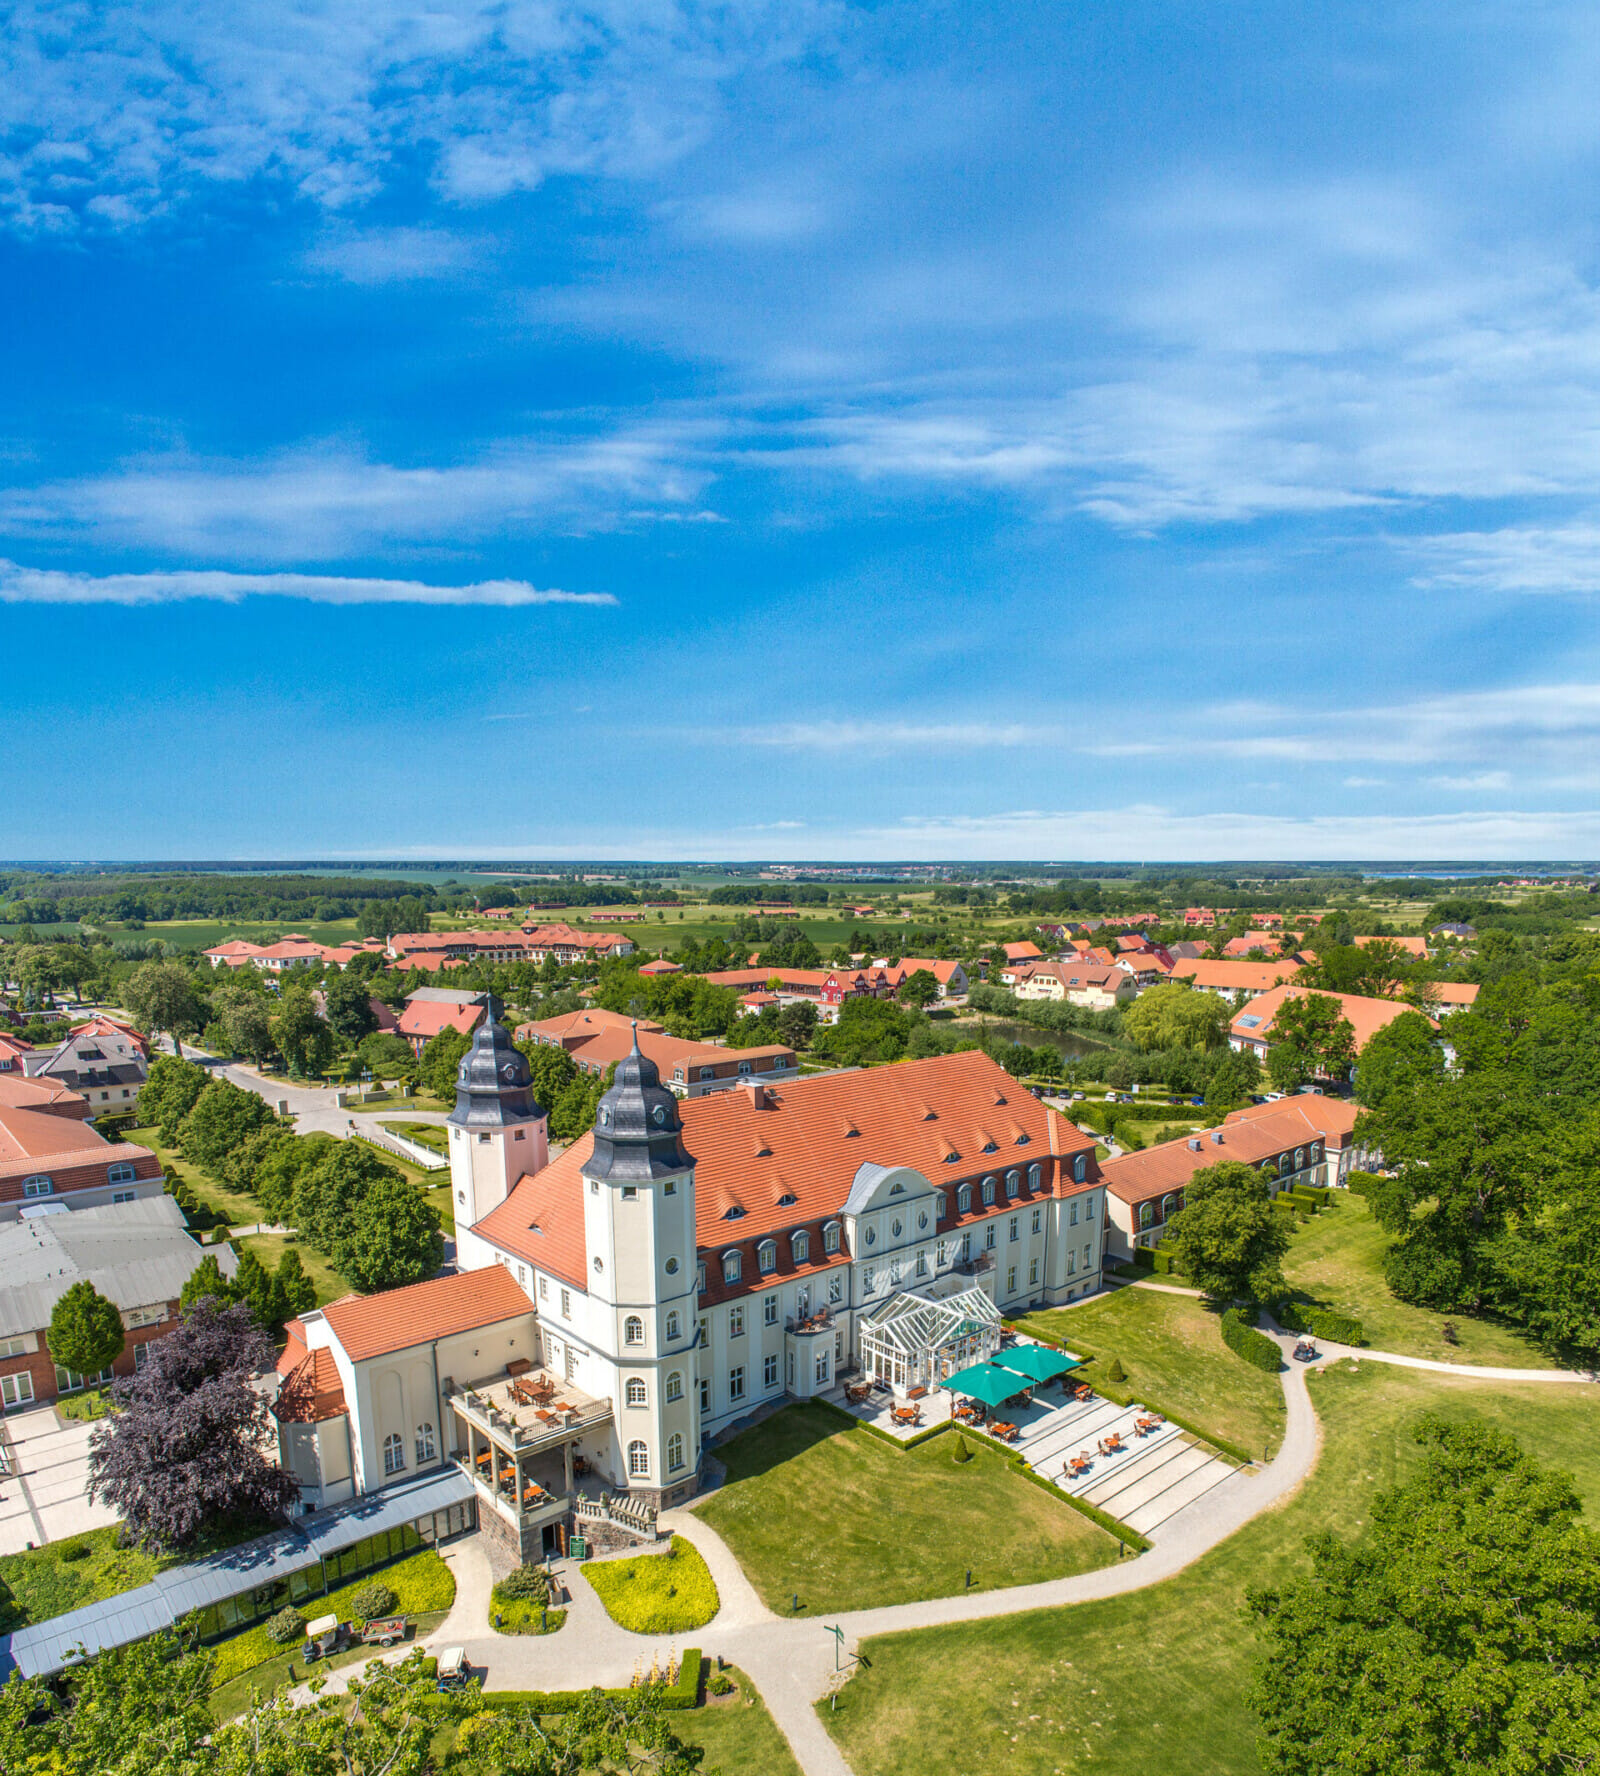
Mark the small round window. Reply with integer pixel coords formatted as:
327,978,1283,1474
918,1211,928,1230
652,1105,668,1126
665,1256,679,1275
891,1219,902,1238
599,1107,612,1126
593,1256,604,1273
864,1227,876,1246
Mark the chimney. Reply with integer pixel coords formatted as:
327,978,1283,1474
742,1080,768,1110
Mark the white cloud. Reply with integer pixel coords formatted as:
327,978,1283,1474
1342,776,1387,789
1427,771,1512,792
1408,522,1600,595
304,225,481,284
0,561,615,607
0,0,839,235
0,434,713,557
732,719,1043,751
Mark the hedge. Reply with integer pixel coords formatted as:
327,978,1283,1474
971,1431,1152,1552
1131,1246,1178,1275
583,1536,718,1634
1346,1171,1383,1200
434,1649,703,1714
1292,1184,1333,1207
1275,1301,1365,1346
812,1396,952,1451
1220,1308,1283,1374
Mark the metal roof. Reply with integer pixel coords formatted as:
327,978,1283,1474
5,1468,477,1679
0,1197,235,1338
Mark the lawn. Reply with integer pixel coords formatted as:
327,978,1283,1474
1282,1191,1558,1368
695,1402,1118,1614
128,1125,262,1228
381,1120,449,1155
681,1666,804,1776
209,1616,449,1722
823,1362,1600,1776
583,1535,720,1633
237,1230,350,1306
0,1529,162,1633
1013,1286,1287,1458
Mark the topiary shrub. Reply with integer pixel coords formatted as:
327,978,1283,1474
708,1673,735,1696
349,1581,398,1620
497,1564,551,1605
952,1434,972,1464
265,1607,305,1645
57,1540,93,1563
1105,1357,1126,1384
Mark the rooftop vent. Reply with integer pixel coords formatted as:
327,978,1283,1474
1187,1138,1202,1152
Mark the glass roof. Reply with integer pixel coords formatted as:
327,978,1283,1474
859,1286,1001,1354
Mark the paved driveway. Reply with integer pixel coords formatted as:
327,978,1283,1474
0,1406,117,1554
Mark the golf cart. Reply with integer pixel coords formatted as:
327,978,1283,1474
436,1646,476,1691
302,1614,343,1661
1292,1337,1319,1363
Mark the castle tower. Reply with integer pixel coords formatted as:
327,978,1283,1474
446,996,549,1231
581,1027,701,1506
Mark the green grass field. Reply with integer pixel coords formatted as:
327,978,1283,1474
695,1402,1118,1613
237,1230,350,1306
683,1667,805,1776
0,1529,162,1633
128,1124,263,1227
824,1362,1600,1776
1014,1287,1288,1458
1283,1191,1557,1368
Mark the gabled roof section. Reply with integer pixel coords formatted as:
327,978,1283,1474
316,1266,534,1363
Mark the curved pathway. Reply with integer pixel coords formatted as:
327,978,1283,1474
263,1329,1591,1774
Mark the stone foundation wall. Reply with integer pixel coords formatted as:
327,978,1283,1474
477,1499,524,1572
578,1517,663,1554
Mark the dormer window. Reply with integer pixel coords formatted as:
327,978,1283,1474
823,1220,841,1254
1005,1170,1020,1197
757,1240,777,1274
1016,1133,1030,1146
792,1230,810,1263
888,1181,905,1195
777,1193,797,1206
982,1176,997,1205
982,1140,997,1153
722,1250,742,1284
724,1205,746,1220
957,1183,972,1212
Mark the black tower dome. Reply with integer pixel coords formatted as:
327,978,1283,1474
447,995,543,1130
586,1025,690,1182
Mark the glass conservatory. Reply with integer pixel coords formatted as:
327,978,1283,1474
857,1287,1003,1394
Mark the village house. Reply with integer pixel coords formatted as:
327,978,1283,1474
21,1024,148,1112
1426,981,1480,1015
1167,957,1303,1006
395,990,488,1059
1014,964,1137,1009
1113,952,1171,990
0,1196,233,1410
514,1006,798,1098
1228,984,1437,1064
0,1073,91,1120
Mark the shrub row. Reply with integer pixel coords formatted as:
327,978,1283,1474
1346,1171,1383,1200
1275,1301,1365,1346
1220,1307,1283,1373
1131,1246,1178,1274
1291,1183,1334,1207
434,1649,704,1714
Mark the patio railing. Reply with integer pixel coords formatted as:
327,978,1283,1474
952,1251,995,1277
785,1309,835,1334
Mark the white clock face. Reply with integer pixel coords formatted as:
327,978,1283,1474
665,1257,679,1275
652,1105,667,1126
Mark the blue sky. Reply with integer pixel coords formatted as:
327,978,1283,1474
4,0,1600,861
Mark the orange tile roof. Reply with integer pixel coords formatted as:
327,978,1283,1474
477,1051,1099,1297
1229,984,1436,1052
0,1074,90,1118
316,1266,534,1363
516,1014,793,1081
1103,1104,1346,1206
1169,958,1303,993
1003,941,1043,961
274,1341,348,1423
1225,1094,1360,1145
396,1000,484,1041
1355,934,1429,957
1222,933,1290,958
1428,981,1480,1005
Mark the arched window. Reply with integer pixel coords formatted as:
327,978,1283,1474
1027,1163,1041,1190
415,1422,435,1464
757,1239,777,1274
935,1192,947,1221
668,1432,685,1472
666,1370,683,1403
626,1378,647,1406
1161,1194,1177,1220
665,1311,681,1341
624,1315,644,1345
722,1250,742,1284
1138,1203,1154,1229
22,1175,52,1198
792,1230,810,1263
628,1440,649,1477
982,1176,996,1205
383,1432,405,1475
822,1220,841,1254
1005,1169,1020,1197
1074,1154,1086,1183
957,1183,972,1212
1294,1148,1305,1170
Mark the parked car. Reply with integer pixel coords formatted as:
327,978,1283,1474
436,1647,475,1691
1189,1095,1205,1106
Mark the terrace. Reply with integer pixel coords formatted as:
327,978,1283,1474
446,1367,613,1546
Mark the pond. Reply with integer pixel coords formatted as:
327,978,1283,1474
954,1015,1111,1064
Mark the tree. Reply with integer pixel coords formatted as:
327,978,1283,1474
48,1280,126,1380
273,981,334,1077
230,1245,281,1331
418,1024,472,1098
776,999,819,1051
1163,1160,1291,1302
88,1297,299,1549
323,968,379,1044
1268,991,1357,1082
357,1030,415,1079
274,1246,319,1320
293,1141,402,1252
179,1253,239,1314
1248,1416,1600,1776
898,968,940,1009
1353,1008,1444,1110
212,984,275,1063
177,1077,277,1172
339,1177,445,1292
139,1053,212,1143
121,961,203,1057
1124,984,1228,1052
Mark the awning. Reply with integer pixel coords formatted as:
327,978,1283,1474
996,1344,1081,1384
943,1361,1032,1408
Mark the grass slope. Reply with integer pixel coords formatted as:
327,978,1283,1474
1015,1287,1288,1457
696,1402,1118,1614
683,1667,805,1776
1283,1191,1557,1368
824,1363,1600,1776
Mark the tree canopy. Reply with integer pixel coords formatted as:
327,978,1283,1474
341,1176,446,1292
1249,1416,1600,1776
1123,984,1229,1052
48,1280,126,1379
1163,1159,1291,1303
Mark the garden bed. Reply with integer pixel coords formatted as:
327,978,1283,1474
583,1536,719,1633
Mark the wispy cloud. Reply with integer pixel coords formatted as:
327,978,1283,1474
0,561,615,607
731,719,1043,750
304,226,482,285
1408,522,1600,595
0,435,714,558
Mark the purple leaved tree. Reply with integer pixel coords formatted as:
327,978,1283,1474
88,1297,299,1551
